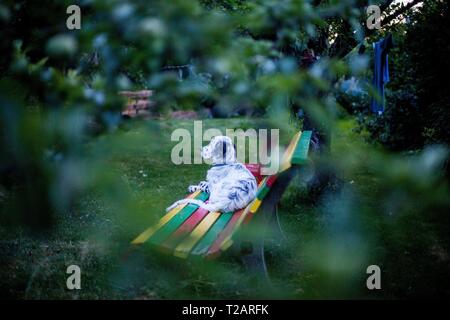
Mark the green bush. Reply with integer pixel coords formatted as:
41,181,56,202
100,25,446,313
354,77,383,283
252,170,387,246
354,0,450,150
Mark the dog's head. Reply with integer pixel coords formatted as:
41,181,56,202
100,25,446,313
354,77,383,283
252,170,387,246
201,136,236,165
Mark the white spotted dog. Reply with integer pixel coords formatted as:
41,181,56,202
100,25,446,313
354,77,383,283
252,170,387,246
166,136,258,213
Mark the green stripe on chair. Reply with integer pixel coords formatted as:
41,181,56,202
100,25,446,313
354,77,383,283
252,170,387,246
292,130,312,165
149,192,209,245
173,211,221,258
256,184,270,200
190,211,234,256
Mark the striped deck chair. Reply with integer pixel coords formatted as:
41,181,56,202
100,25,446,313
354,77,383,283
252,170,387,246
131,130,312,276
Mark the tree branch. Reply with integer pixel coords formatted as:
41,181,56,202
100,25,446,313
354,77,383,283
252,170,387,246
380,0,423,28
366,0,423,36
330,0,423,57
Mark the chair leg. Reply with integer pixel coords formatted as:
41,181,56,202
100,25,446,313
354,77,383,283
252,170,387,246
239,168,298,283
239,205,286,282
240,235,270,282
239,204,273,282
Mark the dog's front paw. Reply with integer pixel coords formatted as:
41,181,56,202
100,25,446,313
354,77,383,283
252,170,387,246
199,181,210,193
188,185,199,193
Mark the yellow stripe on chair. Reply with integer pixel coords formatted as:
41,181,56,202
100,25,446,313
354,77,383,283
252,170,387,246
279,132,301,172
249,198,262,213
258,177,267,187
174,211,221,258
221,239,234,251
218,206,252,251
131,191,201,245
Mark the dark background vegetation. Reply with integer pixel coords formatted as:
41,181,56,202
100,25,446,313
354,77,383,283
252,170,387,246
0,0,449,299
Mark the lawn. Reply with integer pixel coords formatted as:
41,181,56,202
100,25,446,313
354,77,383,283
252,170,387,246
1,117,447,299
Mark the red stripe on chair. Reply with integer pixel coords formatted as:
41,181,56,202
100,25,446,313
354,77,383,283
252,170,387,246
205,209,246,259
244,164,262,184
243,211,255,225
160,207,210,251
265,175,277,187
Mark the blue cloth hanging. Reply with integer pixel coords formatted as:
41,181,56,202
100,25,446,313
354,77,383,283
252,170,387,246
371,38,390,114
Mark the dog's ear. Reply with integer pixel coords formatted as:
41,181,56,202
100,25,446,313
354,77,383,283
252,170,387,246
222,140,227,159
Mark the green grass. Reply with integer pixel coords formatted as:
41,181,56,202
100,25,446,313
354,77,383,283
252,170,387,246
1,117,448,299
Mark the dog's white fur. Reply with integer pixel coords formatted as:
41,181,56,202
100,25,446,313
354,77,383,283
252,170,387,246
166,136,257,213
